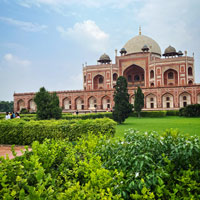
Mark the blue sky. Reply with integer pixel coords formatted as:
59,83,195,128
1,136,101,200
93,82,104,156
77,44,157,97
0,0,200,101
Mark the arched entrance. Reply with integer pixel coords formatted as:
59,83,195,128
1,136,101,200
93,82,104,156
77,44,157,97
197,93,200,104
88,96,97,110
179,92,191,107
164,69,178,86
63,97,71,110
162,93,174,108
101,96,111,110
17,99,25,111
28,99,36,111
75,97,84,110
123,65,145,87
146,94,157,109
93,75,104,89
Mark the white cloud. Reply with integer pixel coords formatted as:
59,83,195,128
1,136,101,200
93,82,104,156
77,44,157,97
3,53,31,68
0,17,47,32
17,0,138,9
135,0,200,82
57,20,109,52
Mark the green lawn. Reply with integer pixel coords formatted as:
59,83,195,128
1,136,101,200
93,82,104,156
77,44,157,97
116,116,200,137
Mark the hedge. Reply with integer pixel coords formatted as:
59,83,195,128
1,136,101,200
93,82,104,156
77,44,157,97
0,118,116,145
166,110,179,116
63,112,113,120
1,112,113,121
131,111,167,117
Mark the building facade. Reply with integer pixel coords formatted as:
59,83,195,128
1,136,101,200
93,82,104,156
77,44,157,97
14,31,200,112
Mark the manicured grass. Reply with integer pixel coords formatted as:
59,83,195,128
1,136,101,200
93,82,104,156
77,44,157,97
116,116,200,137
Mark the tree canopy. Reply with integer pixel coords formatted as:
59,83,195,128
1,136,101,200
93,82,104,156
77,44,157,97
34,87,62,120
134,87,144,117
0,101,13,112
112,76,133,124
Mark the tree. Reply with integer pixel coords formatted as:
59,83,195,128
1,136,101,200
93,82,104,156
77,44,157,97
0,101,13,112
134,87,144,117
34,87,62,120
112,76,133,124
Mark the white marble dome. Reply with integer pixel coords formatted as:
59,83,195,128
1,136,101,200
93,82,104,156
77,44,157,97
123,34,161,56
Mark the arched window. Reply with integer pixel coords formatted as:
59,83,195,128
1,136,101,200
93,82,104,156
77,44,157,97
134,75,140,81
183,96,187,100
141,74,144,81
128,75,132,82
166,97,170,101
113,73,118,81
150,70,154,78
188,80,193,85
99,77,103,84
151,83,154,87
168,72,174,79
150,97,154,101
188,67,193,76
84,76,86,83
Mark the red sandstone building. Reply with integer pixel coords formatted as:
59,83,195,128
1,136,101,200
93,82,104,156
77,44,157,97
14,30,200,112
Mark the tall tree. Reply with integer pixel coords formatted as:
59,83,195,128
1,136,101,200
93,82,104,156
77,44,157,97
134,87,144,117
34,87,62,120
113,76,133,124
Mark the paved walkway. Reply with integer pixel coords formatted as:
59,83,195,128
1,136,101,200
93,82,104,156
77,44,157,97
0,145,32,159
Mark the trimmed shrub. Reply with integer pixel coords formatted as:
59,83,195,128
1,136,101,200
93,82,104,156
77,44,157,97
63,112,113,120
179,104,200,117
166,110,179,116
0,118,116,145
131,111,167,117
0,113,5,120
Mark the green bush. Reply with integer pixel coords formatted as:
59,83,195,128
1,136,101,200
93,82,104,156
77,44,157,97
0,118,116,145
20,108,29,114
0,130,200,199
0,113,5,120
166,110,179,116
96,129,200,199
131,111,167,117
12,112,113,121
179,104,200,117
63,112,113,120
0,137,122,199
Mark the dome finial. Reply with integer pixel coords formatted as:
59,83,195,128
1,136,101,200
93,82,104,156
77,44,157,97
139,26,141,35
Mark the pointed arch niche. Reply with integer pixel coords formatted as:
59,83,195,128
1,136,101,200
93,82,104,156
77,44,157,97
123,64,145,87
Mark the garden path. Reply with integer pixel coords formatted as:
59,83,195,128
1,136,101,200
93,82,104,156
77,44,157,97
0,145,31,159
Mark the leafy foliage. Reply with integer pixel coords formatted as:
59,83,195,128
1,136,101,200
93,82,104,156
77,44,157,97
0,130,200,199
0,136,122,199
0,101,13,112
179,104,200,117
34,87,62,120
0,118,116,145
113,76,133,124
96,129,200,199
134,87,144,117
20,108,29,114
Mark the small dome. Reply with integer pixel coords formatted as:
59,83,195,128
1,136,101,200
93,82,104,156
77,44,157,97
98,53,111,64
120,48,127,55
123,34,161,56
141,44,149,52
177,50,183,56
164,45,176,54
